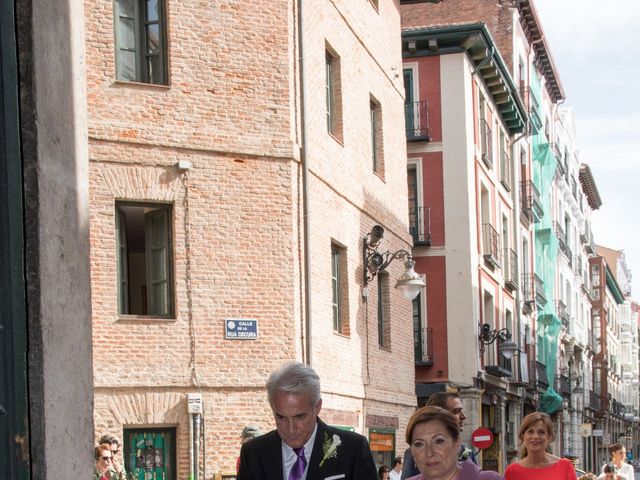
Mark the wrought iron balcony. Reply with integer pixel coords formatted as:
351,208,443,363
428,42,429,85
536,361,549,390
405,101,430,141
556,300,570,330
554,221,572,262
520,180,543,223
555,374,571,397
482,223,501,268
519,87,542,131
504,248,519,291
588,390,601,411
485,347,513,378
409,205,432,246
480,119,492,168
500,148,512,191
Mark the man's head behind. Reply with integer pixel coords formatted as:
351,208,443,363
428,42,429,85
267,362,322,449
426,392,466,429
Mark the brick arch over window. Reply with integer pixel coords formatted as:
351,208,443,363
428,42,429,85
99,165,184,201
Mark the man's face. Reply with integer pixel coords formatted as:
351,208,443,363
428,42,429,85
445,397,466,430
272,391,321,449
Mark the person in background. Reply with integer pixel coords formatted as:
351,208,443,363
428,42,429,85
504,412,576,480
94,444,116,480
390,456,403,480
235,424,263,473
97,434,126,480
601,444,634,480
598,463,621,480
379,465,391,480
402,392,476,479
404,406,502,480
579,474,598,480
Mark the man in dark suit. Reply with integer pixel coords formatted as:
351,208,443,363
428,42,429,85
237,362,378,480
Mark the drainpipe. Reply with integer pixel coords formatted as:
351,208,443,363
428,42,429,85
189,413,194,480
296,0,312,365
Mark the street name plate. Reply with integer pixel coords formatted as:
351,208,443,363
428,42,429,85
225,319,258,339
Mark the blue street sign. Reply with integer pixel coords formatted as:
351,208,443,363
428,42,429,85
224,319,258,340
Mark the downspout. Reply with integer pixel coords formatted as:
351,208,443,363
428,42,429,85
297,0,312,366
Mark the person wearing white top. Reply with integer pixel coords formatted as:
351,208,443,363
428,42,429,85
600,443,634,480
389,456,402,480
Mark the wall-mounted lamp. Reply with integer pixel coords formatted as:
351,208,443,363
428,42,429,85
363,225,425,301
478,323,518,359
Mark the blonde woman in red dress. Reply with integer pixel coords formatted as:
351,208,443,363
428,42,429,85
505,412,576,480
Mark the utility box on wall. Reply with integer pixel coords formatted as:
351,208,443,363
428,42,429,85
187,393,202,414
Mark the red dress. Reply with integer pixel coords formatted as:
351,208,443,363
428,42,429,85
505,458,576,480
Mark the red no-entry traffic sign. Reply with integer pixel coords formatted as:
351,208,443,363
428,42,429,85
471,427,494,450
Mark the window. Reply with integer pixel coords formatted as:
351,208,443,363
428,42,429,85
331,244,349,335
325,46,343,141
114,0,168,84
369,429,396,469
370,96,384,175
377,273,390,348
124,427,176,480
413,292,431,363
116,202,174,317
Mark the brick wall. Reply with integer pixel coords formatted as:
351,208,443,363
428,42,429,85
87,0,416,474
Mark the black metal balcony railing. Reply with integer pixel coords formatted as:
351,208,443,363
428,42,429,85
536,361,549,390
485,345,513,378
409,205,432,246
519,87,542,131
480,119,492,168
534,273,546,306
405,101,430,141
551,142,563,164
588,390,601,411
500,148,512,191
504,248,518,291
522,274,533,299
556,300,570,330
482,223,501,268
555,374,571,397
554,221,572,262
520,180,543,223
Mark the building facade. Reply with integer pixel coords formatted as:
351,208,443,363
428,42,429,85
86,0,416,477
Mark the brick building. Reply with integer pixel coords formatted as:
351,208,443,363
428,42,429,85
86,0,416,477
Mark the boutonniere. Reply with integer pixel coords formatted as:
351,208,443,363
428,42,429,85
319,432,342,467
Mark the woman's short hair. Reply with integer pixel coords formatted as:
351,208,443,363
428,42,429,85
405,406,460,445
266,362,321,408
608,443,624,456
518,412,554,458
95,443,112,460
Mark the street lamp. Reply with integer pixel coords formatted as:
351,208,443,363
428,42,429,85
478,323,518,359
363,225,425,301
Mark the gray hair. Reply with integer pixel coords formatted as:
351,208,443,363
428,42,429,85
266,362,321,408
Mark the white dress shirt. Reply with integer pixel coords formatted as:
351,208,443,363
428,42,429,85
282,423,318,480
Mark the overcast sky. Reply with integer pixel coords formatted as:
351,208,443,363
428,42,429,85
534,0,640,299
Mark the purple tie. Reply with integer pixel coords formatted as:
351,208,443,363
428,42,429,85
288,447,307,480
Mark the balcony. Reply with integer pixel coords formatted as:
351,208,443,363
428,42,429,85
588,390,601,411
519,87,542,131
555,374,571,397
480,119,493,168
405,101,430,141
485,349,512,378
482,223,501,268
536,361,549,390
551,142,563,165
500,148,512,191
556,300,570,330
520,180,543,223
581,224,596,254
554,221,572,263
504,248,519,291
572,256,581,276
521,273,535,314
409,205,432,246
414,326,433,366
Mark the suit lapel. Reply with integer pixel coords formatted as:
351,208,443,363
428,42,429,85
260,431,285,480
306,420,327,479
